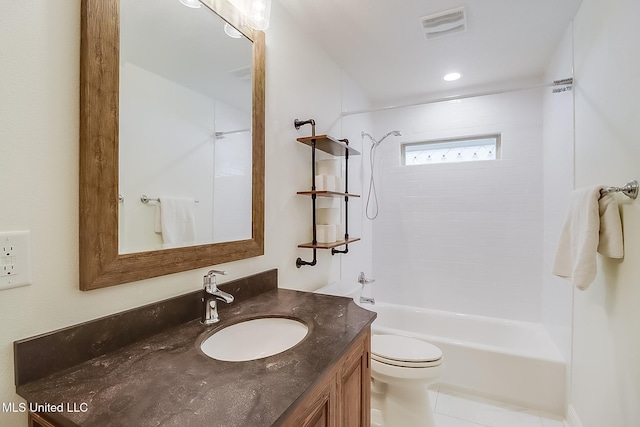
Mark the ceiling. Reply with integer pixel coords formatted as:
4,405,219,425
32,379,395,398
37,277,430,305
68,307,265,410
278,0,583,108
121,0,253,112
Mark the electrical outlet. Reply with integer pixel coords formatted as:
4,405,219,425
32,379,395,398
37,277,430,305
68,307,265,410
0,231,32,290
2,264,18,275
2,244,15,257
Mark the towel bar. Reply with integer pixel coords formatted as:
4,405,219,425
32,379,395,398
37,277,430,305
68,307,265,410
140,195,200,204
600,180,638,200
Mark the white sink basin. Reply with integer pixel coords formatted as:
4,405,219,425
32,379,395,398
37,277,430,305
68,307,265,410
200,317,308,362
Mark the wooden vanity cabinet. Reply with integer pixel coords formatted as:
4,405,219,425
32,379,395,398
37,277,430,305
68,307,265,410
28,411,57,427
337,329,371,427
282,328,371,427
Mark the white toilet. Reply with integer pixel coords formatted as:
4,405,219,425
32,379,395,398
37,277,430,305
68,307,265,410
370,334,443,427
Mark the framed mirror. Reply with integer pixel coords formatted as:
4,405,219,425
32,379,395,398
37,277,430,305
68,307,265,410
79,0,265,291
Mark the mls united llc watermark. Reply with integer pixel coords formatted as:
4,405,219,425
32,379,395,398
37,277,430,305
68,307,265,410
2,401,89,413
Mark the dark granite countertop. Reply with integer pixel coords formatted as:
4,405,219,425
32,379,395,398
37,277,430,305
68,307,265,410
16,287,376,427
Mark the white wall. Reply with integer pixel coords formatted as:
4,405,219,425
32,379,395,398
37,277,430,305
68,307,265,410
0,1,367,426
119,62,253,252
338,75,375,284
569,0,640,425
364,90,545,322
119,62,216,251
541,24,575,369
212,103,252,243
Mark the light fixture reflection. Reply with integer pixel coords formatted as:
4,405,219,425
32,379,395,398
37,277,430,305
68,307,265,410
224,23,243,38
178,0,202,8
444,72,462,81
229,0,272,30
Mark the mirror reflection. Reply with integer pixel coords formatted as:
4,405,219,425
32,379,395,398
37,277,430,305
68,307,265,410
118,0,253,253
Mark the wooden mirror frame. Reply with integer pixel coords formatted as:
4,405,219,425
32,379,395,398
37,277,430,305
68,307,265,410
79,0,265,291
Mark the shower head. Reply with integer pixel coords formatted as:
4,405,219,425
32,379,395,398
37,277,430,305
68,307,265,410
376,130,402,146
362,129,401,220
361,130,402,146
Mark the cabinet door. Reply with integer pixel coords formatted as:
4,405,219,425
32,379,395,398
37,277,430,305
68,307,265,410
282,377,337,427
28,412,58,427
338,331,371,427
282,327,371,427
303,394,332,427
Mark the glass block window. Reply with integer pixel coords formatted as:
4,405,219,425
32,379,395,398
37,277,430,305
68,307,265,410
402,134,500,165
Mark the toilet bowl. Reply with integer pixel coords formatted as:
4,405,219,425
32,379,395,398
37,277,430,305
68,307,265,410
370,334,443,427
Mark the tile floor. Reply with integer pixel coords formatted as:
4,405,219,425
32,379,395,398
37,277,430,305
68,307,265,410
374,386,567,427
432,387,566,427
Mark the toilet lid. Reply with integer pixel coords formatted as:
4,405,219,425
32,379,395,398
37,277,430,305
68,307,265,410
371,335,442,364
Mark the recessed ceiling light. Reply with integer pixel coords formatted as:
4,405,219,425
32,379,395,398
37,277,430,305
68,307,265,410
444,72,462,81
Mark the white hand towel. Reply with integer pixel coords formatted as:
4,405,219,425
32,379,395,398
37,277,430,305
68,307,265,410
158,196,196,248
597,194,624,258
552,186,623,290
154,204,162,233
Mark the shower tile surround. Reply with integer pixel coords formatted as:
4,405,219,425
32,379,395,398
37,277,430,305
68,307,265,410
14,269,376,426
368,89,545,322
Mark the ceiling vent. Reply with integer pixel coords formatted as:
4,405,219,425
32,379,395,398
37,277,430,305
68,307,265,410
229,65,252,82
420,6,467,40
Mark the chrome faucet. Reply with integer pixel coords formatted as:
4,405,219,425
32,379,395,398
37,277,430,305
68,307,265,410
357,271,375,305
201,270,234,325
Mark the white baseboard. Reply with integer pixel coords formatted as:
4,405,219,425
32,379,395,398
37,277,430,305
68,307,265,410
566,404,584,427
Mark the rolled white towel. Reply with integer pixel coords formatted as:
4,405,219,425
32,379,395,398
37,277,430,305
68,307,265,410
317,208,339,225
316,225,337,243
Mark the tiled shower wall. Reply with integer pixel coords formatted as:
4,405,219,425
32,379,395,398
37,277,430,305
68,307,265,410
368,89,545,322
542,24,574,364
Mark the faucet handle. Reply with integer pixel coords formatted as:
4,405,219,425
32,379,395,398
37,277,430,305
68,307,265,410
204,270,227,288
206,269,227,276
357,271,375,285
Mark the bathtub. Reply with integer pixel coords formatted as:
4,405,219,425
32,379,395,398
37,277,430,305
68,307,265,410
316,282,566,415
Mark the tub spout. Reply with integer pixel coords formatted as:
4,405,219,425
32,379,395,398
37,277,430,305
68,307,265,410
360,295,375,305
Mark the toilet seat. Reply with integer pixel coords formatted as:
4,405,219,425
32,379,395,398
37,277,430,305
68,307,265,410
370,335,443,427
371,335,442,368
